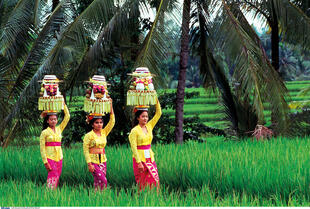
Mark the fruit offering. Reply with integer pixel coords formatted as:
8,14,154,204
127,67,157,106
84,75,111,115
38,75,64,112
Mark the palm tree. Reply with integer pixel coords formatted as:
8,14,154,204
243,0,310,73
241,0,310,127
189,0,290,137
175,0,191,144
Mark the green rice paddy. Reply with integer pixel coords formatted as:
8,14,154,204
1,138,309,206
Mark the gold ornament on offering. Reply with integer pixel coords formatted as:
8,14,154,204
127,67,157,106
84,75,112,116
38,75,64,112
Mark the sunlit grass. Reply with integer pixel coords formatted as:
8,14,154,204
1,138,309,206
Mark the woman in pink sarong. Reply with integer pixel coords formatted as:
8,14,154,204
83,102,115,191
40,103,70,189
129,98,162,190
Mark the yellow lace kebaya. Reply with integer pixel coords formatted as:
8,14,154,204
40,104,70,164
83,113,115,164
129,101,162,163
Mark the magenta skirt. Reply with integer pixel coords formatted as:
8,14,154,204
46,158,62,189
133,158,159,190
91,162,107,190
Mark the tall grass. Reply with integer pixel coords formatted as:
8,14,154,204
1,138,309,206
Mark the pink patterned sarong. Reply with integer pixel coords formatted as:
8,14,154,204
91,162,107,190
133,146,159,190
46,158,62,189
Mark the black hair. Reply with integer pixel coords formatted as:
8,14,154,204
132,110,148,128
42,114,58,130
88,117,104,132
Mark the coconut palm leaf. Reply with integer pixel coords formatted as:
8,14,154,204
0,0,116,139
228,2,289,131
8,2,71,100
277,0,310,49
0,0,42,61
63,0,150,91
11,0,116,98
191,1,239,131
297,86,310,97
134,0,180,87
190,1,215,90
0,0,170,140
207,0,289,130
288,84,310,109
242,0,310,49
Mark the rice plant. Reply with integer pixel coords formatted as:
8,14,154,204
1,138,309,206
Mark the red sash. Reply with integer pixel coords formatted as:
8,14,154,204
45,142,61,146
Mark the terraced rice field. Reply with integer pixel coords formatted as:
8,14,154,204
162,81,310,129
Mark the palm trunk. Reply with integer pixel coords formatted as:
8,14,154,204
270,2,280,129
175,0,191,144
2,121,18,148
271,22,279,74
52,0,61,39
52,0,60,12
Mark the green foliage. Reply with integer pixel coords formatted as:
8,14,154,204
153,91,225,144
61,108,88,148
287,109,310,137
1,138,310,206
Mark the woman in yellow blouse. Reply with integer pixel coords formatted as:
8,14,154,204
83,102,115,190
40,103,70,189
129,98,162,189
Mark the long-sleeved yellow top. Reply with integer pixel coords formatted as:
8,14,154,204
40,104,70,164
83,113,115,164
129,101,162,163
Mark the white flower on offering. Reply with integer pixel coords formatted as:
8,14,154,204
136,79,145,91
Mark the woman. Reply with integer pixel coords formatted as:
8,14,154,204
40,102,70,189
83,102,115,190
129,98,162,189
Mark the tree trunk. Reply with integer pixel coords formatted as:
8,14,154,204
52,0,61,40
270,3,280,129
52,0,60,12
271,22,279,74
2,121,18,148
175,0,191,144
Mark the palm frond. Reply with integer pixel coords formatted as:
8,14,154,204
63,0,155,92
191,2,239,131
0,0,146,137
277,0,310,49
0,0,36,61
8,2,71,100
298,85,310,97
135,0,181,87
208,0,289,130
190,2,216,90
288,83,310,109
242,0,310,49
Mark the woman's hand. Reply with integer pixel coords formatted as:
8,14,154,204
138,162,144,173
88,163,95,173
44,163,52,172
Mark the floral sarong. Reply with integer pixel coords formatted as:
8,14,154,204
46,158,62,189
